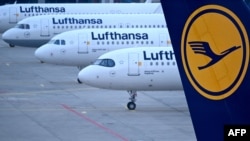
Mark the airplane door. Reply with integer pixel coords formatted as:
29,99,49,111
40,19,50,37
159,33,168,46
128,53,140,76
78,34,88,54
9,7,17,23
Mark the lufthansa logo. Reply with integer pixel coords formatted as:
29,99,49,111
181,5,249,100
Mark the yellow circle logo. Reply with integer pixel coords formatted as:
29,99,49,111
182,5,249,100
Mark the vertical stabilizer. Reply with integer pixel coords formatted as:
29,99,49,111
160,0,250,140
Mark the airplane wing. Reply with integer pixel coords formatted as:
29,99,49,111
160,0,250,140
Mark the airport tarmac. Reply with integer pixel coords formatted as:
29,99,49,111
0,39,196,141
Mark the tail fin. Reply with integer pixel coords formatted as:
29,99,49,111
161,0,250,140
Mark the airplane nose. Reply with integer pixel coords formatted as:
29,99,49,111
2,29,15,40
35,46,50,62
78,67,95,85
78,68,89,84
2,29,16,45
2,30,10,41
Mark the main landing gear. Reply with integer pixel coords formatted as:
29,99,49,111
127,90,137,110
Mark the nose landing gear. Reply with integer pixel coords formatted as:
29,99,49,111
127,90,137,110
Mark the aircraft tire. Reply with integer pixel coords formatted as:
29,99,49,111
127,102,136,110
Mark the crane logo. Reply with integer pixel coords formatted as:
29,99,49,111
181,5,249,100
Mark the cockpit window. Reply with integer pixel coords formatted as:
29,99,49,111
93,59,115,67
15,24,30,29
61,40,66,45
54,39,60,45
48,39,66,45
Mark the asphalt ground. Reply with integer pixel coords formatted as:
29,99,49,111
0,38,196,141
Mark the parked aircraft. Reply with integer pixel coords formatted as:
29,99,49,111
35,28,170,71
161,0,250,140
78,47,182,110
0,3,162,33
2,13,166,47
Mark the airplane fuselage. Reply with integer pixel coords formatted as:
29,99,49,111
2,14,166,47
78,47,183,91
35,28,171,68
0,3,162,33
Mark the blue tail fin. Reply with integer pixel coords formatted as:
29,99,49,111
160,0,250,140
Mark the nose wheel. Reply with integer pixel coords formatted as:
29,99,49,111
127,102,136,110
9,44,15,47
127,90,137,110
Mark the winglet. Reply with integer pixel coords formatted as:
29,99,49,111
161,0,250,140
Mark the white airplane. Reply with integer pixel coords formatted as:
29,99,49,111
0,3,162,33
35,28,170,70
2,13,166,47
77,47,183,110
